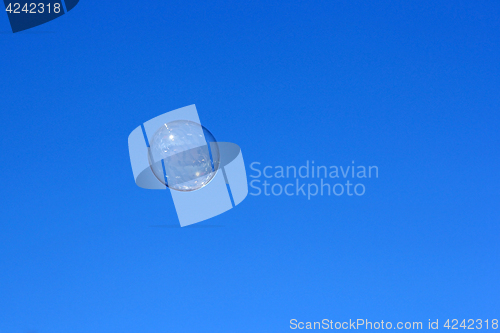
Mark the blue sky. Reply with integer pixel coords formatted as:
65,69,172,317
1,1,499,332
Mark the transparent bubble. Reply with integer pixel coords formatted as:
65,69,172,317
148,120,220,192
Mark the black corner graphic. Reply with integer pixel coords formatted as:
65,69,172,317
3,0,79,33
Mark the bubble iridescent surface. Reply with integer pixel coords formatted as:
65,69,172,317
148,120,220,192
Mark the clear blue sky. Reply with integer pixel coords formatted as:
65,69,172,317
1,1,499,332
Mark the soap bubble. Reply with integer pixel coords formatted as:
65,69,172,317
148,120,220,191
